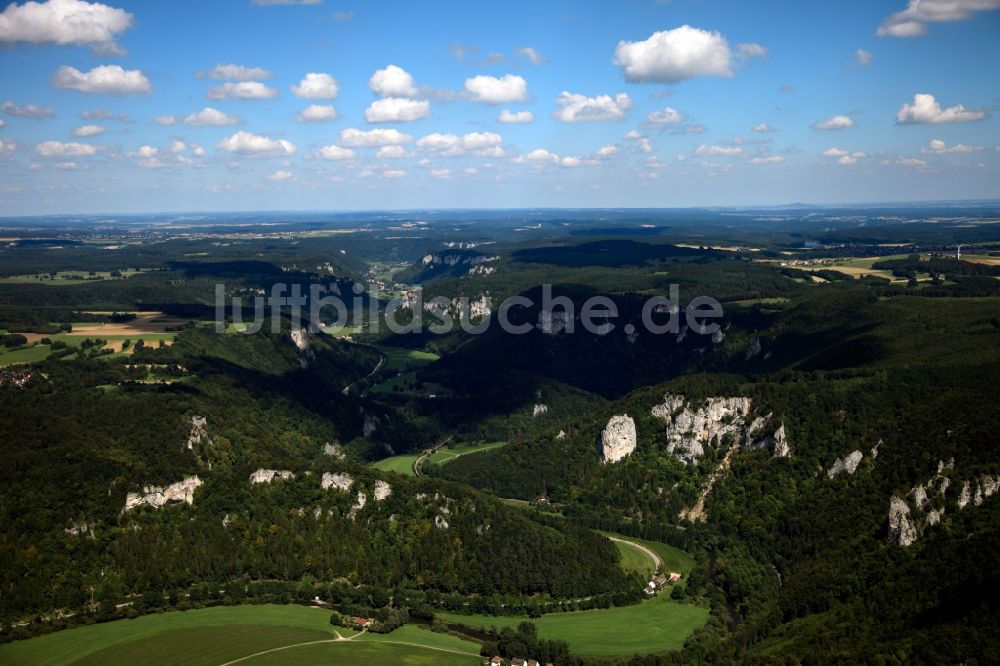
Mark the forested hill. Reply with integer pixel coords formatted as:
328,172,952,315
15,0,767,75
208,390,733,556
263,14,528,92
432,287,1000,663
0,326,634,622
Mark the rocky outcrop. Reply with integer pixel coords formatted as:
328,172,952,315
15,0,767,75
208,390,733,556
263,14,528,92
353,491,367,513
746,336,762,360
186,416,211,450
827,450,864,478
533,404,549,417
888,496,919,547
599,415,637,464
555,430,566,440
249,468,294,484
434,514,450,530
888,459,1000,546
65,521,94,537
373,480,392,501
321,472,353,492
652,395,752,464
290,328,315,368
124,476,202,512
751,423,790,458
323,442,345,458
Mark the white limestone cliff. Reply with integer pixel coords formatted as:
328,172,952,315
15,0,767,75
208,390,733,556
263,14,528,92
827,450,864,478
599,414,637,464
249,469,294,484
321,472,353,492
124,476,202,512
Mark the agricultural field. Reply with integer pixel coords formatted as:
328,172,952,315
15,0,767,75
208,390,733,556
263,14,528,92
0,605,480,666
437,593,709,656
0,269,147,284
0,312,187,366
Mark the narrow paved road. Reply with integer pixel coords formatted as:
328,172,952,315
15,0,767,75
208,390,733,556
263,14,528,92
413,435,453,476
341,352,385,396
608,536,663,572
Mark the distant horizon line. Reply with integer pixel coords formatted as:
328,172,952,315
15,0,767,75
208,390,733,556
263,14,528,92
2,197,999,221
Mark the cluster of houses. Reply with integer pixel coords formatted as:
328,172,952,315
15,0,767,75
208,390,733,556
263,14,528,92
645,571,682,596
0,369,33,388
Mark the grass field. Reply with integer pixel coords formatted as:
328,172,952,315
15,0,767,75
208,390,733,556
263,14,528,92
437,593,709,656
0,605,480,666
372,441,509,477
375,345,439,371
615,540,656,577
599,533,697,578
371,453,421,476
425,441,508,465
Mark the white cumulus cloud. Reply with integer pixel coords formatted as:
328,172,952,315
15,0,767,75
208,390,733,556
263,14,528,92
922,138,983,153
315,144,355,160
896,93,988,124
0,0,132,53
552,92,632,122
297,104,337,122
750,155,783,164
646,106,684,125
614,25,763,83
856,48,873,67
752,123,776,133
2,101,55,118
216,131,295,156
35,140,99,157
517,148,559,164
198,63,273,80
365,97,430,123
369,65,418,98
416,131,503,157
695,145,743,157
515,46,545,65
339,128,413,147
464,74,528,104
291,72,338,99
877,0,1000,37
72,124,103,137
498,109,534,124
184,107,241,126
207,81,277,100
811,115,855,130
267,170,293,180
52,65,150,95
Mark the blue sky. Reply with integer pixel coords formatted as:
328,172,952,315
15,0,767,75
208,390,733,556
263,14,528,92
1,0,999,214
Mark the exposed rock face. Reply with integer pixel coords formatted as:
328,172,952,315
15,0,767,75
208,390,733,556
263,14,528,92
321,472,353,492
249,468,294,484
746,336,762,360
555,430,566,440
711,329,725,345
353,491,367,513
770,425,791,458
888,496,919,547
65,521,94,537
323,442,345,458
533,404,549,417
186,416,211,450
290,328,315,368
827,450,864,478
373,480,392,501
434,514,450,530
124,476,202,512
888,460,999,546
652,395,753,464
751,423,790,458
599,414,637,464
